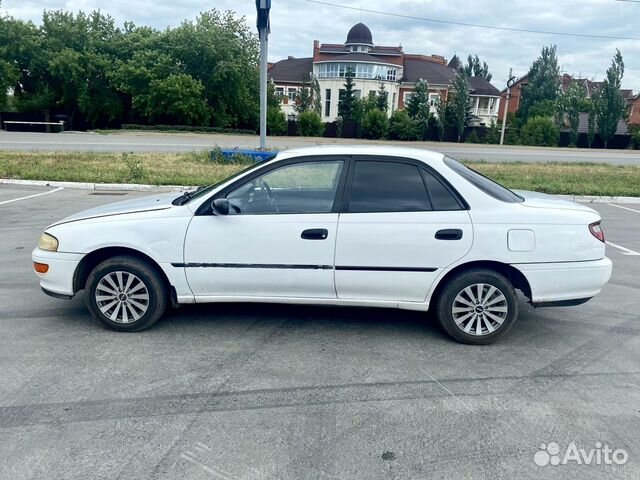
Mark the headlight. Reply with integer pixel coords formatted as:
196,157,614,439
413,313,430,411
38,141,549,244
38,233,59,252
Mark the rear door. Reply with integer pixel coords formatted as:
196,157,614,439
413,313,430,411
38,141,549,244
334,157,473,303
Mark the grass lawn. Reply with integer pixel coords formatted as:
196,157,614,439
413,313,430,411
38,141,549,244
0,151,639,197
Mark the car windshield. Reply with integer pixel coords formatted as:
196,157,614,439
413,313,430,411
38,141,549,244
173,156,276,205
443,157,524,203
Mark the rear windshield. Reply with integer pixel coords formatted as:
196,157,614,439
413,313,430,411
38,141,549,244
443,157,523,203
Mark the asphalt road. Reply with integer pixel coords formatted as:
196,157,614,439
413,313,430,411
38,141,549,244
1,185,639,479
1,130,640,164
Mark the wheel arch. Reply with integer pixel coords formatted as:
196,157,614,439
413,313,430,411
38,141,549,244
427,260,532,310
73,246,173,296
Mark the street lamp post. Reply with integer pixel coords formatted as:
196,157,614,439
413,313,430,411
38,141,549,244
256,0,271,151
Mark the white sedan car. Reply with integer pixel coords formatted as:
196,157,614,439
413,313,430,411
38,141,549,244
33,146,612,344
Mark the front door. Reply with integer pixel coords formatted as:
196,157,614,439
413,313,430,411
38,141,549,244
334,158,473,303
183,158,346,299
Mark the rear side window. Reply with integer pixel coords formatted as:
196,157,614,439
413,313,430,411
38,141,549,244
444,156,523,203
348,161,431,212
422,170,464,210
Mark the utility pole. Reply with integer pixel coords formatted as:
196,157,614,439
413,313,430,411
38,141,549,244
256,0,271,151
500,68,515,146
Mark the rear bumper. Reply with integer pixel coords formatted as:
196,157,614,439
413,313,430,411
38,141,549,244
32,248,83,298
512,257,612,304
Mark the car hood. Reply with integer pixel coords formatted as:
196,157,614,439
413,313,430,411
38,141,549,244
513,190,597,214
50,191,182,227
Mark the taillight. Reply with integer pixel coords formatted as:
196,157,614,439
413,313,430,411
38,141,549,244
589,221,605,243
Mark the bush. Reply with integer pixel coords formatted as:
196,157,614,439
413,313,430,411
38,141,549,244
388,110,420,141
267,108,287,136
297,111,324,137
361,109,389,139
484,120,501,144
465,129,481,144
520,116,560,147
120,124,256,135
630,125,640,150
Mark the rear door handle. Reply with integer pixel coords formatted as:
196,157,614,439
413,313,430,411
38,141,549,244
301,228,328,240
435,229,463,240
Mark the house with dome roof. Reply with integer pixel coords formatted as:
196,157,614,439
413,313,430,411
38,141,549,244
268,23,501,127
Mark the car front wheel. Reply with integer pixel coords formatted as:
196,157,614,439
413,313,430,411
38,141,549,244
85,255,167,332
435,269,518,344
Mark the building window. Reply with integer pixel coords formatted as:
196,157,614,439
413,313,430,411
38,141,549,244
317,63,399,81
429,93,440,107
325,89,331,117
287,88,299,101
392,92,397,112
354,89,362,100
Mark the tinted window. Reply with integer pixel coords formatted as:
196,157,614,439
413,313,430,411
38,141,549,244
226,161,343,214
348,161,431,213
444,157,523,203
422,170,464,210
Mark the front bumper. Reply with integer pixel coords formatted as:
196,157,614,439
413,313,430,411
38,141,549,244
32,247,84,298
513,257,613,304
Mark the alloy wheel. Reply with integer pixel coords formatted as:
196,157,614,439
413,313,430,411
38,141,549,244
451,283,508,336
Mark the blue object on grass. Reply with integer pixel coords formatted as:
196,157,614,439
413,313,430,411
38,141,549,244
215,148,276,163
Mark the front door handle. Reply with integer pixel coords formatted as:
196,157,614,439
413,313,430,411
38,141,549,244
435,229,463,240
301,228,328,240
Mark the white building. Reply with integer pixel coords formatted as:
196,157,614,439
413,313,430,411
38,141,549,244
268,23,501,126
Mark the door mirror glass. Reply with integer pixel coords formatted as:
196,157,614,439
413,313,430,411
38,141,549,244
211,198,230,215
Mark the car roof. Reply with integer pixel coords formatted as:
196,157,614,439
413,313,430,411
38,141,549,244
275,145,446,165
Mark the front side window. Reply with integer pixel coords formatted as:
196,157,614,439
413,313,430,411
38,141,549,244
348,161,431,213
226,161,344,215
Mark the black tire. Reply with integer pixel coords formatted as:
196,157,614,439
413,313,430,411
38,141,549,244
85,255,167,332
435,269,518,345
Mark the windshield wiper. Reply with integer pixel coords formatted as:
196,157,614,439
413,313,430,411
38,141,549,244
172,186,206,206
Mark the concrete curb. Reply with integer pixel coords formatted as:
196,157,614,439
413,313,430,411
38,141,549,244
1,177,639,203
0,178,194,192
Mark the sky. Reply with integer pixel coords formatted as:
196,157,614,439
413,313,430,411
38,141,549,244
3,0,639,92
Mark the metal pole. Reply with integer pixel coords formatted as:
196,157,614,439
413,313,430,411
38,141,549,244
499,67,512,146
259,28,268,150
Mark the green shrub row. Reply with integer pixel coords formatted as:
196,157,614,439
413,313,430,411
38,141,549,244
121,124,257,135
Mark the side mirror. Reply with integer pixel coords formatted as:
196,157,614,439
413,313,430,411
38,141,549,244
211,198,230,215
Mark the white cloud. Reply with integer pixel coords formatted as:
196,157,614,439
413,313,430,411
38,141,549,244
3,0,639,90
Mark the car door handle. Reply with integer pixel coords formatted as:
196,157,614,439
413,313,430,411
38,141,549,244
301,228,328,240
435,229,463,240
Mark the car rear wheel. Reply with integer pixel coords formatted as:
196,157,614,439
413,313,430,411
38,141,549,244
85,255,167,332
435,269,518,344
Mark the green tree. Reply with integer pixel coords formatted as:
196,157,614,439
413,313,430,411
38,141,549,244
405,78,430,138
388,110,420,141
144,74,210,125
338,67,357,121
361,109,388,139
595,50,627,149
558,82,587,146
449,72,472,142
294,74,321,116
266,83,287,135
462,54,492,82
520,116,560,147
587,99,597,148
434,95,447,141
484,119,500,144
376,82,388,112
519,45,560,121
297,110,324,137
